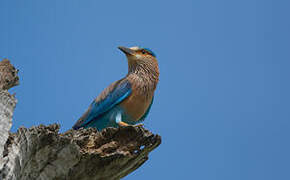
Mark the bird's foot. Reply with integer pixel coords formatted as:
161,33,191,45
134,123,144,127
118,121,130,127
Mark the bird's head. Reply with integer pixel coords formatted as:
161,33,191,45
118,46,157,64
118,46,159,87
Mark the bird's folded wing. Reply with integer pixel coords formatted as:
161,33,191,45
73,79,132,129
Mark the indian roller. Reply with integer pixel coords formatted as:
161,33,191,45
72,46,159,131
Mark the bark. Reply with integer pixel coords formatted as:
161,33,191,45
0,59,161,180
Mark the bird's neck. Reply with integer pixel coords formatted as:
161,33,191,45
127,61,159,92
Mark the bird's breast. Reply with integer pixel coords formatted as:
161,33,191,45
120,91,153,121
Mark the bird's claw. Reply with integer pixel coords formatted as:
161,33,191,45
134,123,144,127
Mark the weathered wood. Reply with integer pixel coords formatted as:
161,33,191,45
0,91,17,161
1,124,161,180
0,59,19,162
0,59,19,90
0,59,161,180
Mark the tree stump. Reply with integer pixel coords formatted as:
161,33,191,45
0,59,161,180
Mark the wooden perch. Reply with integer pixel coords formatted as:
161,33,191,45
0,59,161,180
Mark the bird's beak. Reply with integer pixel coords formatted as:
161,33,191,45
118,46,134,56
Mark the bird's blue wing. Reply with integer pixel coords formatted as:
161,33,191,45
73,79,132,129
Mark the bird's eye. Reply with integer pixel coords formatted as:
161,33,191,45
141,50,146,54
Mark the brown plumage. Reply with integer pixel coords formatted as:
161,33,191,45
120,49,159,120
73,46,159,130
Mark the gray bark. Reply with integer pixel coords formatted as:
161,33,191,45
0,59,18,160
0,59,161,180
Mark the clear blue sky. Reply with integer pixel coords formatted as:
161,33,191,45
1,1,290,179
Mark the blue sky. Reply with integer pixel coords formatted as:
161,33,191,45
1,0,290,179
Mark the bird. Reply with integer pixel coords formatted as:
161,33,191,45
72,46,159,131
